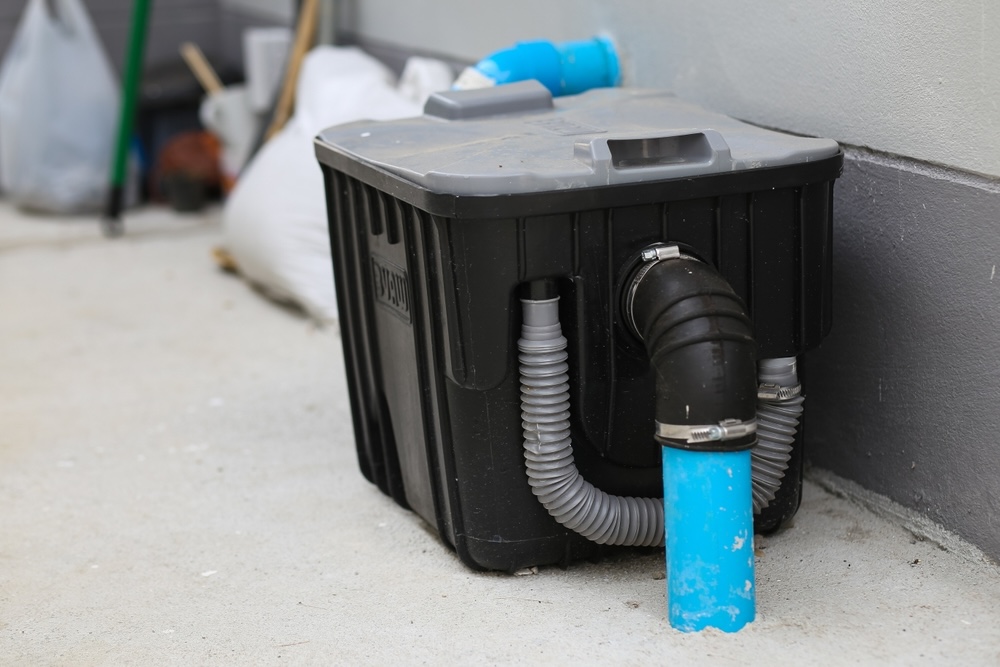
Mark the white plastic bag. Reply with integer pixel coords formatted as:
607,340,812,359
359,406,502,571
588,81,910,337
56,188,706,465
223,47,453,322
199,84,260,186
0,0,120,213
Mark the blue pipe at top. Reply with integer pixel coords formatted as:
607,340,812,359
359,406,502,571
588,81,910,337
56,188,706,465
664,448,756,632
470,37,620,96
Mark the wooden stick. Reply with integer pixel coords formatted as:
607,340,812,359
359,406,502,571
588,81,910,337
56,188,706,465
265,0,320,140
180,42,224,95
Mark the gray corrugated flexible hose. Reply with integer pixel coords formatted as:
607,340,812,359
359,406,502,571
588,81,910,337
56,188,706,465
519,297,664,547
753,357,804,513
518,297,802,547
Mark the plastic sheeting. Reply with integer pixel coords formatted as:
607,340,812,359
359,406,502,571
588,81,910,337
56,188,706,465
0,0,119,213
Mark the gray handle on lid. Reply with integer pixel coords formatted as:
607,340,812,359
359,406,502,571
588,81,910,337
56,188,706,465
576,130,734,182
424,80,554,120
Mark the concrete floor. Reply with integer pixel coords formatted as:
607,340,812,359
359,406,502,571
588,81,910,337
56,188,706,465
2,203,999,666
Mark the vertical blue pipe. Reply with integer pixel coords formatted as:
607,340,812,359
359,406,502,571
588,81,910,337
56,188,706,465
663,447,756,632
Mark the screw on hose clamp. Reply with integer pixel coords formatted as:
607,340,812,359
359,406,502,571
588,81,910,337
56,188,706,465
757,383,802,401
656,417,758,444
626,244,685,339
640,245,681,263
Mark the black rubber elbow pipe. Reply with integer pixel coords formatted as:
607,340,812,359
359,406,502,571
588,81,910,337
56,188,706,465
627,254,758,451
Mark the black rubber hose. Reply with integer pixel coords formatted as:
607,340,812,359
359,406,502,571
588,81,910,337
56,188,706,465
628,256,758,451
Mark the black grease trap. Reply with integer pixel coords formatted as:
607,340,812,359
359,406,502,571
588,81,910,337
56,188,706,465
314,81,842,571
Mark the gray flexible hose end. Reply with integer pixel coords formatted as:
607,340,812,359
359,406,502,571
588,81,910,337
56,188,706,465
753,357,804,513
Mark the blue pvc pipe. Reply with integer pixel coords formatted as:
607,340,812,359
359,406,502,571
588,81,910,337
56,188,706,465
471,37,620,96
663,447,756,632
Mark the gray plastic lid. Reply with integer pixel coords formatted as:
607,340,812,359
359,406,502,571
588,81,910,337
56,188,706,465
315,80,839,196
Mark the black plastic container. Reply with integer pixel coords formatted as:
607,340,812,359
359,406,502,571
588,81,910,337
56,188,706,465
315,82,842,571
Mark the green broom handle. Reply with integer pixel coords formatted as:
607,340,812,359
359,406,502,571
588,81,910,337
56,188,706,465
103,0,152,236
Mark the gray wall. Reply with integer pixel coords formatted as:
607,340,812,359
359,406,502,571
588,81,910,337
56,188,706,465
338,0,1000,561
0,0,293,75
0,3,21,67
806,151,1000,559
87,0,220,73
218,0,294,72
0,0,220,73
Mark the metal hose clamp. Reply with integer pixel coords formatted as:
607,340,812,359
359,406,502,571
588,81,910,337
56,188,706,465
757,383,802,401
625,244,694,339
656,417,758,444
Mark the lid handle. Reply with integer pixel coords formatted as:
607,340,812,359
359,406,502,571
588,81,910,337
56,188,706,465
576,130,734,181
424,80,554,120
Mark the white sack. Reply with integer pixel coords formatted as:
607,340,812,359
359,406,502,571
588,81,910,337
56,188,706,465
223,47,453,322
